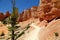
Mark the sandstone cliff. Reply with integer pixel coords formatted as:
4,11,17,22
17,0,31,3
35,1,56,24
18,0,60,22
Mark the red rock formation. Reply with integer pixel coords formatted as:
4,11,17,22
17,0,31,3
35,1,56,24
41,0,51,3
18,0,60,22
22,10,28,21
52,0,60,9
31,6,38,18
18,9,31,22
0,12,5,21
26,9,31,19
0,11,11,21
38,0,60,22
40,3,52,13
18,13,23,22
5,11,11,18
18,6,38,22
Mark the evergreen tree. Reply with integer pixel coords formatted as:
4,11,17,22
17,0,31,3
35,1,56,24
7,0,30,40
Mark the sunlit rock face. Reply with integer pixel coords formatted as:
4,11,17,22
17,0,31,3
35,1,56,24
18,9,31,22
18,0,60,22
37,0,60,22
0,22,8,35
22,10,28,21
24,20,47,40
18,18,40,29
18,20,48,40
39,19,60,40
18,0,60,40
18,6,38,22
0,22,9,40
31,6,38,18
41,0,51,4
52,0,60,9
19,19,60,40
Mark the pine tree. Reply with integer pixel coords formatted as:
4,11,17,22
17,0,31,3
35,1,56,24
7,0,30,40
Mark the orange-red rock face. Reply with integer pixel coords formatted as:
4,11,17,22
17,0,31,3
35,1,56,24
18,9,31,22
0,11,11,21
41,0,51,3
5,11,11,18
40,4,52,13
18,6,38,22
0,0,60,22
0,13,5,21
38,0,60,22
31,6,38,17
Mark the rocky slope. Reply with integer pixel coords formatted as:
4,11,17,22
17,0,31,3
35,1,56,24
17,0,60,40
0,0,60,40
